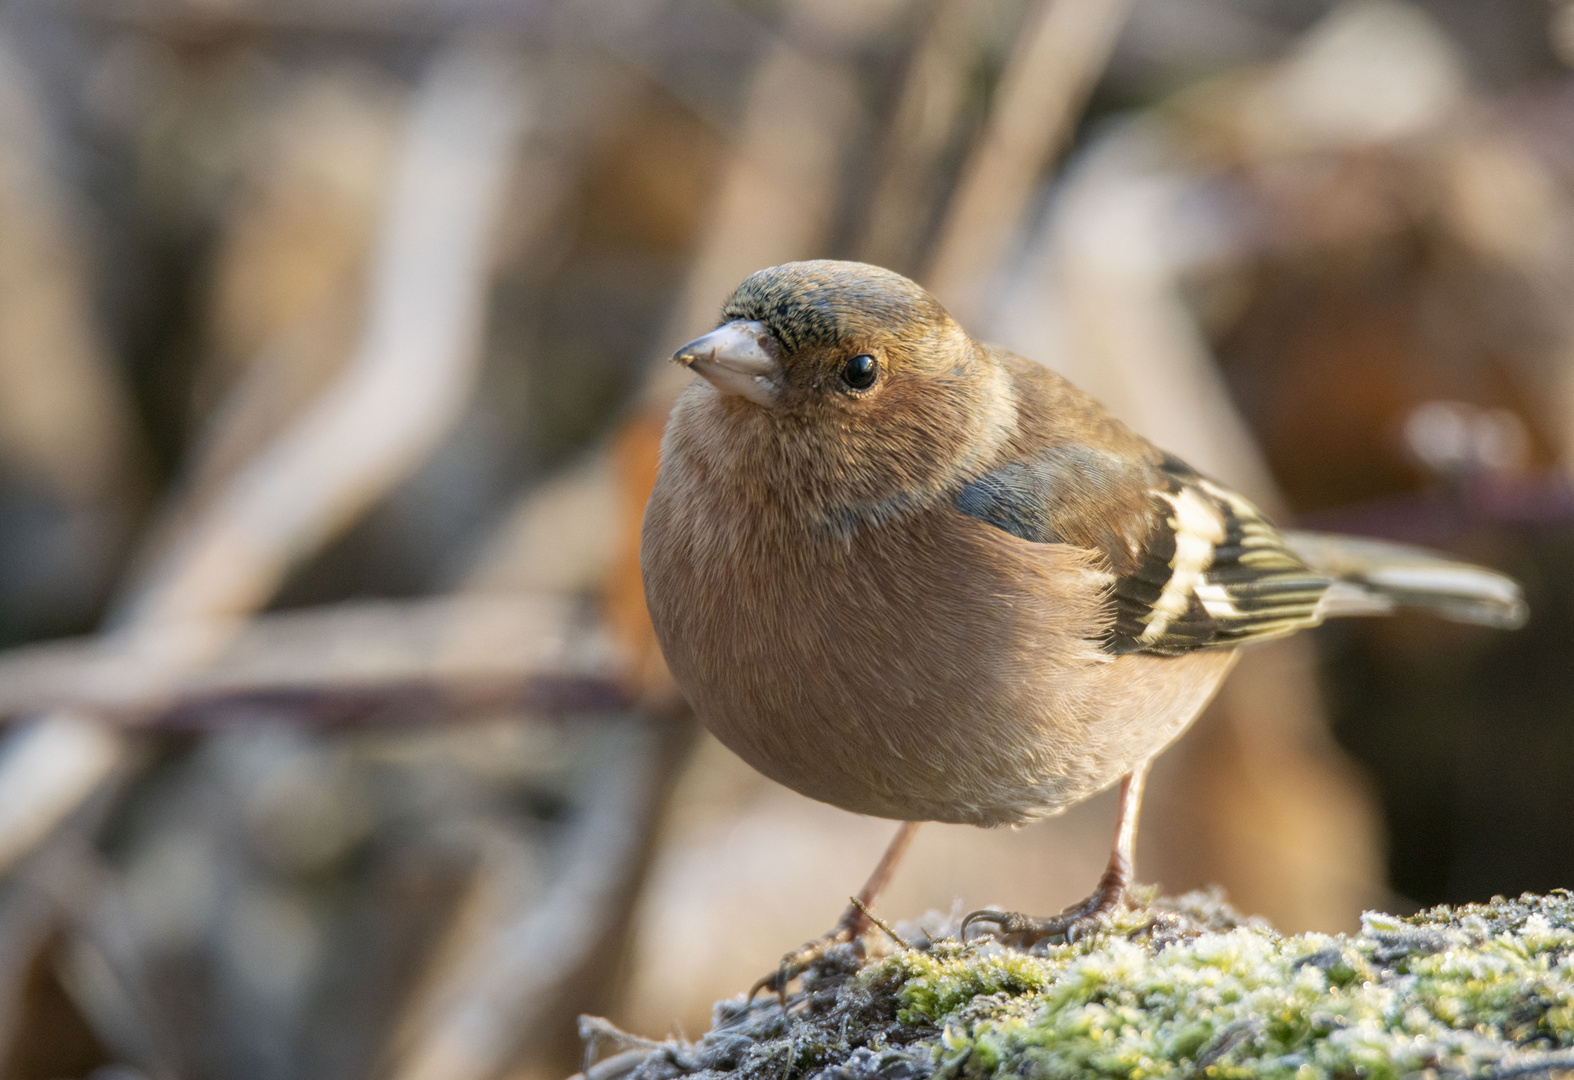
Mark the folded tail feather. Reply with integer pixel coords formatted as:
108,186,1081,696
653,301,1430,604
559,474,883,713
1283,530,1527,630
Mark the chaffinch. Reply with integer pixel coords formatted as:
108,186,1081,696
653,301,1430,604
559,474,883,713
639,260,1525,964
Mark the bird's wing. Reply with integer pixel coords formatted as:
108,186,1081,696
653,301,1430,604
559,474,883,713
955,449,1331,655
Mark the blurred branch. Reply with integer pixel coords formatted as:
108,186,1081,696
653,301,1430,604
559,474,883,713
0,31,151,637
0,878,66,1063
0,596,630,727
389,715,686,1080
0,36,149,513
86,0,789,168
170,68,407,524
855,0,978,274
457,449,622,597
924,0,1135,327
0,40,531,877
30,845,183,1075
119,47,528,627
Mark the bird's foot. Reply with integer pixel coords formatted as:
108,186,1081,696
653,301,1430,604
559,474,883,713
748,903,875,1005
960,880,1133,948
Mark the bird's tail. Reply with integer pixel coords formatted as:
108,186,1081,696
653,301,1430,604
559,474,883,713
1283,530,1528,630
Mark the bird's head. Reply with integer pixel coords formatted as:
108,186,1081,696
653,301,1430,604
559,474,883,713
669,260,1017,530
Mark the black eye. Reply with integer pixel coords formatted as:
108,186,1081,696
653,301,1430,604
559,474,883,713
841,354,878,390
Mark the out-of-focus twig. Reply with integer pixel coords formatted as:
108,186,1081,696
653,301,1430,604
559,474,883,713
389,716,681,1080
0,41,532,878
855,0,978,274
0,32,150,630
0,595,629,726
31,842,183,1075
924,0,1135,327
458,449,623,597
0,36,148,513
173,68,406,517
0,869,66,1058
120,48,529,627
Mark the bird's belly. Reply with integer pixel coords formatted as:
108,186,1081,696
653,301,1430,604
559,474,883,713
697,645,1234,826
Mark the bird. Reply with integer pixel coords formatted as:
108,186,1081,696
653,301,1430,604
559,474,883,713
639,259,1526,977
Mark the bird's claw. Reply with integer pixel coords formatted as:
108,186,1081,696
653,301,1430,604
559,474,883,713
959,908,1038,940
961,888,1131,948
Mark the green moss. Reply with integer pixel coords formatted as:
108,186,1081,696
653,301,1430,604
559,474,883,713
891,893,1574,1080
587,891,1574,1080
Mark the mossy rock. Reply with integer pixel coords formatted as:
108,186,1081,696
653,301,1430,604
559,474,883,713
581,890,1574,1080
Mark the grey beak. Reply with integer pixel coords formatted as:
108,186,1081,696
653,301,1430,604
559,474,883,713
673,320,782,407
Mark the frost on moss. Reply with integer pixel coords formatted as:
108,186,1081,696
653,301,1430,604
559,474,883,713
580,890,1574,1080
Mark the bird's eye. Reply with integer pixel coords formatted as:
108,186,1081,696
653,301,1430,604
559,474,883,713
841,354,878,391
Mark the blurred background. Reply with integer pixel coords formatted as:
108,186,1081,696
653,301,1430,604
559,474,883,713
0,0,1570,1075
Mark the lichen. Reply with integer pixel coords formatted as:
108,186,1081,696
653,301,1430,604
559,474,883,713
582,890,1574,1080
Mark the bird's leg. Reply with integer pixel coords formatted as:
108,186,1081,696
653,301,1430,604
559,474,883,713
962,759,1151,947
749,820,920,1002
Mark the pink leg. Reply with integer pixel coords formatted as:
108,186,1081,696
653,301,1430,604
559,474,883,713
844,820,921,935
962,759,1150,946
751,821,921,999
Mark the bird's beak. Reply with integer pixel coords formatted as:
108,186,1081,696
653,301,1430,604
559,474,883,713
673,320,781,407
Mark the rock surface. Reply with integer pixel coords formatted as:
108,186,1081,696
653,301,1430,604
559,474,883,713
581,890,1574,1080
